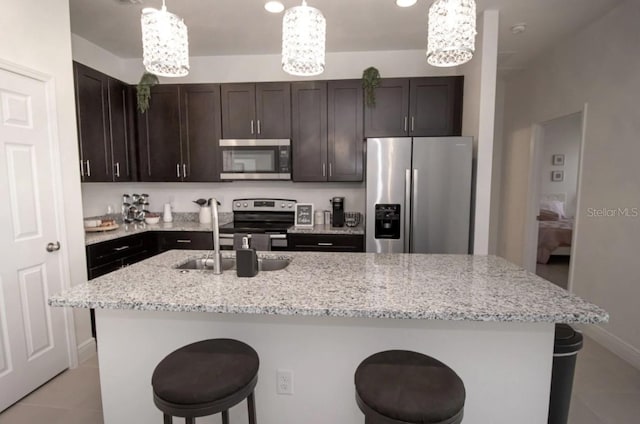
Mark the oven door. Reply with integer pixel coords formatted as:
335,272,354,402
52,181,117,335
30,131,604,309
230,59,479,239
219,139,291,180
219,233,288,251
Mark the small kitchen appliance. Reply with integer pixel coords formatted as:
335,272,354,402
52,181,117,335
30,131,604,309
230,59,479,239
331,197,345,227
219,139,291,180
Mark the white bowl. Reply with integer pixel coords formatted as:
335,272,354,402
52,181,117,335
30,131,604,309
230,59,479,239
145,216,160,225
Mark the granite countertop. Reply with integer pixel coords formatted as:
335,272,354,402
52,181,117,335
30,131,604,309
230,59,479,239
85,218,364,245
49,250,608,324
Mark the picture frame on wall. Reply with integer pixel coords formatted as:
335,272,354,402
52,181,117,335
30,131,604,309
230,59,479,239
552,154,565,166
295,203,314,227
551,170,564,182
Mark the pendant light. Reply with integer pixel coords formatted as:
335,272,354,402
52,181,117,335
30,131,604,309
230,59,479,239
141,0,189,77
282,0,326,76
427,0,477,67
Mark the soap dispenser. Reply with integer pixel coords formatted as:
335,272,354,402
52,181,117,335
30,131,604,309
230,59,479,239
236,237,258,278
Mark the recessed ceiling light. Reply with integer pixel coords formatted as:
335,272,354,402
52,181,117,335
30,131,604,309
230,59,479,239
396,0,418,7
265,1,285,13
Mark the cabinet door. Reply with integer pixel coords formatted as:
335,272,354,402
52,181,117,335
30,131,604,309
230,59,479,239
328,80,363,182
181,84,222,182
73,62,111,182
291,82,327,182
137,85,183,182
409,76,464,136
256,82,291,139
157,232,214,252
221,83,256,138
107,78,134,181
363,78,410,138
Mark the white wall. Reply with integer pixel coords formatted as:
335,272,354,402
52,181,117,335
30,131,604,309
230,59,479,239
499,0,640,367
0,1,93,360
539,113,582,218
460,10,500,254
82,182,365,217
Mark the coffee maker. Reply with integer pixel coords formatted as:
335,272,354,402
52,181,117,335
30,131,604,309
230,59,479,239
331,197,345,227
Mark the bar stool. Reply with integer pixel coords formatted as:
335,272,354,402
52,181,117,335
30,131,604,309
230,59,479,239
152,339,259,424
354,350,465,424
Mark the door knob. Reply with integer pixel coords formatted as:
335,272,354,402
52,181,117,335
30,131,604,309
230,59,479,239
46,241,61,252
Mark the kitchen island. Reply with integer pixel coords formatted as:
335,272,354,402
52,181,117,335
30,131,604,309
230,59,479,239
50,251,607,424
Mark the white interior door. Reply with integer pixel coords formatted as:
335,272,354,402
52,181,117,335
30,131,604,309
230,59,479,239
0,66,69,411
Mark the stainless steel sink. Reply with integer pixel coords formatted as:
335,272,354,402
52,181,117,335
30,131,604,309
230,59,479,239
176,257,235,271
258,258,291,271
176,257,291,272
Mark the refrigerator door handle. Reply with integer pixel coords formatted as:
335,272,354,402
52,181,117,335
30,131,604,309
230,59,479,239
412,169,419,253
404,169,412,253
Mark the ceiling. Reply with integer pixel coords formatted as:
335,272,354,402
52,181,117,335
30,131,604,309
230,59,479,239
69,0,623,71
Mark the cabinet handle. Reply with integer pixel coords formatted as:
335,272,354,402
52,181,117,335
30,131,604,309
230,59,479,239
86,160,91,177
176,163,181,178
322,163,326,177
115,162,121,178
80,160,85,177
250,120,255,134
257,120,261,135
113,245,129,251
329,163,332,177
176,239,192,243
183,163,187,178
318,242,334,246
411,116,415,132
404,117,408,133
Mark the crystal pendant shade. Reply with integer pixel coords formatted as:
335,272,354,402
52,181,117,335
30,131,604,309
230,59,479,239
141,2,189,77
282,0,326,76
427,0,477,67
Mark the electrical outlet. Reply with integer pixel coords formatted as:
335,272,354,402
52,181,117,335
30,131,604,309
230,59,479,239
276,369,294,395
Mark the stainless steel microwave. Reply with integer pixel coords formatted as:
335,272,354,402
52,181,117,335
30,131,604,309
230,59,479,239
219,139,291,180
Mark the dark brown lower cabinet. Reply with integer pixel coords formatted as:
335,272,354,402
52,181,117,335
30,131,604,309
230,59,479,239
288,234,364,252
157,231,214,252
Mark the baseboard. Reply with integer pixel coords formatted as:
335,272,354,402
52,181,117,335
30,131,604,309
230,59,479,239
77,337,97,365
579,324,640,370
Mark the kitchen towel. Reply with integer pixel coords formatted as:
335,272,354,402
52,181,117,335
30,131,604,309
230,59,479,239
233,234,271,251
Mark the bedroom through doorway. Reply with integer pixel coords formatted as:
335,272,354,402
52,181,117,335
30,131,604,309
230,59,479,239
526,111,585,290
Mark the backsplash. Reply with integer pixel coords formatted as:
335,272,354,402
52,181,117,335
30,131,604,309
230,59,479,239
81,182,365,218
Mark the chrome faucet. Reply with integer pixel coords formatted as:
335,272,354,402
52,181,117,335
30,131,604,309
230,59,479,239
210,198,222,274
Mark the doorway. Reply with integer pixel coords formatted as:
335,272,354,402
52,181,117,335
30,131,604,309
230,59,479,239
523,110,586,290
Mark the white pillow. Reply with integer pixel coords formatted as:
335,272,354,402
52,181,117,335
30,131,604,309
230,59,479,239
540,200,566,218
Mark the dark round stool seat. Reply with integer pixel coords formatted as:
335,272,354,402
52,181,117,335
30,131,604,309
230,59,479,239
355,350,465,424
152,339,259,423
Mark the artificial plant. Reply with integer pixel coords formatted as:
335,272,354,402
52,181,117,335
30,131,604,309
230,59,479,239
362,66,381,107
136,72,159,113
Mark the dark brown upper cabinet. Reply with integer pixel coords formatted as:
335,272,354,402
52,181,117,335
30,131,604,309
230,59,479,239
73,62,135,182
327,80,363,181
221,83,291,139
180,84,222,182
291,80,363,182
291,81,327,182
137,84,222,182
364,76,463,138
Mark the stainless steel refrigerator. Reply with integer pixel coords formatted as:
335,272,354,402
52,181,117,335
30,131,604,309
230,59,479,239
366,137,472,254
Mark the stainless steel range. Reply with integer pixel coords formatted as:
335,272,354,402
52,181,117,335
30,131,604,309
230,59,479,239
219,198,297,250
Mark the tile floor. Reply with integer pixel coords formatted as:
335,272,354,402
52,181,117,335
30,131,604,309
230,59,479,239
537,255,571,290
1,337,639,423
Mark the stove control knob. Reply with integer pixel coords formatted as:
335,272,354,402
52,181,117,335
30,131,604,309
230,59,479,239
281,203,286,208
235,202,241,208
244,202,249,207
288,203,293,208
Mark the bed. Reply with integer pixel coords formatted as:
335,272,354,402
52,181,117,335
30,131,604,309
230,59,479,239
537,193,573,264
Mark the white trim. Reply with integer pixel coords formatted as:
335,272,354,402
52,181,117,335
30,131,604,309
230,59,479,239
567,104,588,294
77,338,97,365
523,124,543,272
579,324,640,371
0,57,78,368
